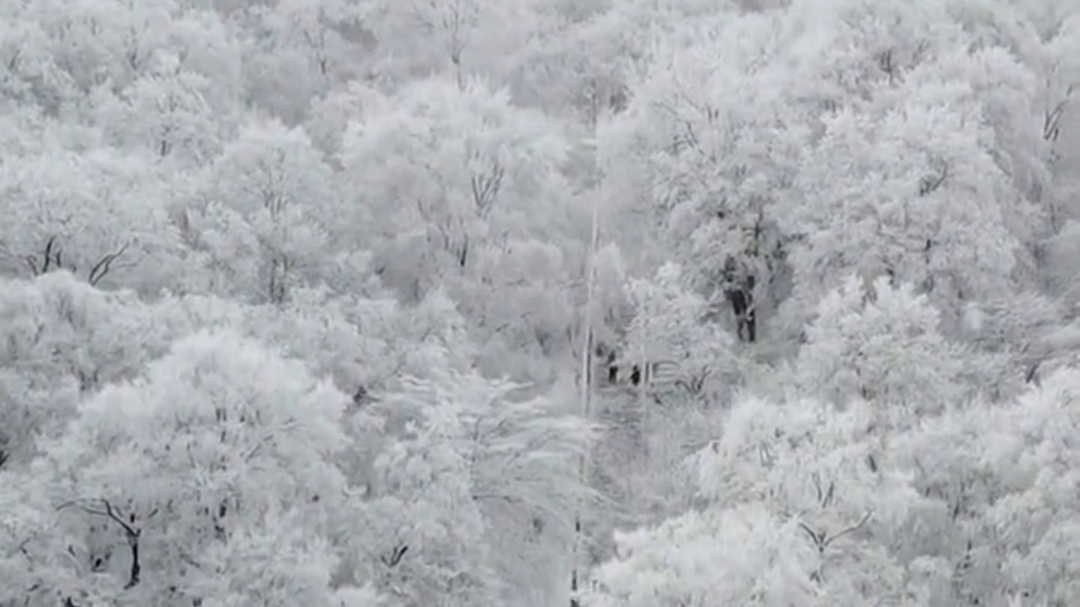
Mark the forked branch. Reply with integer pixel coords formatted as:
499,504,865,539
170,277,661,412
798,509,873,555
57,498,143,589
25,235,63,275
380,543,409,568
88,242,131,286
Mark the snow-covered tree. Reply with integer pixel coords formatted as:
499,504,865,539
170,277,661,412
587,393,923,607
0,272,168,467
0,147,180,291
239,0,372,123
364,0,531,89
623,263,737,400
338,74,585,379
184,118,337,303
335,369,595,607
34,329,368,607
986,366,1080,606
341,76,574,292
796,275,966,419
770,0,1057,338
96,56,221,165
595,6,806,344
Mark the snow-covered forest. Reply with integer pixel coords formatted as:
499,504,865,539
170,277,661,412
2,0,1080,605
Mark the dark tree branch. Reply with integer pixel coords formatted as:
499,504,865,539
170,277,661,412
1044,84,1077,141
918,162,949,196
88,242,131,286
380,544,408,568
57,498,141,589
471,493,525,505
43,236,59,273
470,162,503,217
811,472,835,508
26,236,63,275
798,510,873,554
1026,361,1040,384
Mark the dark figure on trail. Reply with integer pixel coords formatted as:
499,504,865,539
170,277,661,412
630,365,641,386
601,347,618,384
723,258,756,343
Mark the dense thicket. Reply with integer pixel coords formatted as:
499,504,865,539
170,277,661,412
2,1,1080,606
